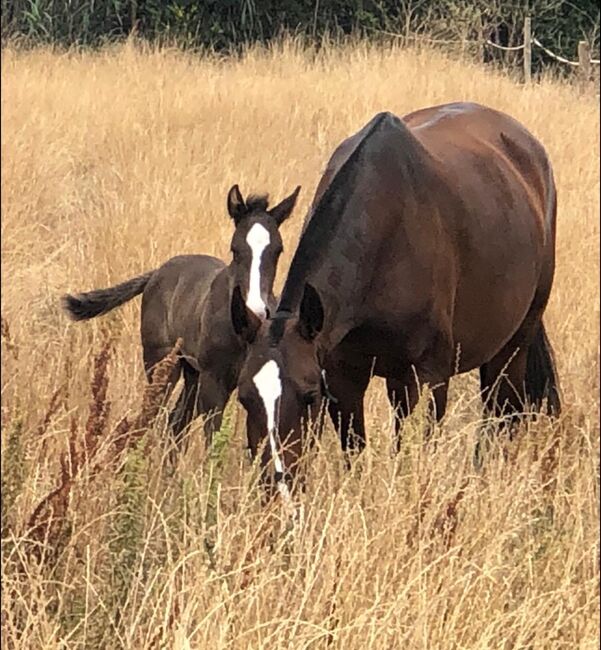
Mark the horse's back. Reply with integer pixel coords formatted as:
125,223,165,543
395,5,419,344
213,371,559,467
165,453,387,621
404,102,554,214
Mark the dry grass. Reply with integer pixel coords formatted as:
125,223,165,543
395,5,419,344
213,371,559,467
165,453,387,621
1,40,599,649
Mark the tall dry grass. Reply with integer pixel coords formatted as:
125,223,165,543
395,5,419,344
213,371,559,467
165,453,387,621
1,40,599,649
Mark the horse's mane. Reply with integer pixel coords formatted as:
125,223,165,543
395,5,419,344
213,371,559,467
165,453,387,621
272,112,392,325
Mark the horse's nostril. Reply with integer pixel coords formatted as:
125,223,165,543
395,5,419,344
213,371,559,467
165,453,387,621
265,307,271,319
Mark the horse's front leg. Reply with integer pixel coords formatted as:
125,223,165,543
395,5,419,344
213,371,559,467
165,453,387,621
324,360,372,463
386,370,449,452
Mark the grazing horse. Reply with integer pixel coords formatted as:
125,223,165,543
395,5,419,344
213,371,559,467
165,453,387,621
231,103,561,494
62,184,301,444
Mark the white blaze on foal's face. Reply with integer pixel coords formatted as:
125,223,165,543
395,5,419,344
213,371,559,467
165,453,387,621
245,223,270,318
252,359,291,500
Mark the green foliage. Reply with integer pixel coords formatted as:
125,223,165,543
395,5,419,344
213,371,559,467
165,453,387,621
204,400,236,567
2,0,599,72
101,437,149,642
1,417,25,538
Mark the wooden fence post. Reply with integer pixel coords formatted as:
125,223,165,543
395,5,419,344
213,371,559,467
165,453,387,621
523,16,532,84
130,0,138,35
578,40,591,84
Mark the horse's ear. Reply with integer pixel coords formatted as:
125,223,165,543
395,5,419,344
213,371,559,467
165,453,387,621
231,285,261,344
298,283,324,341
227,185,247,224
269,186,301,227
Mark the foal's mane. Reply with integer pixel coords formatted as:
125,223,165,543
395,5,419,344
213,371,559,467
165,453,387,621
271,112,392,331
244,194,270,214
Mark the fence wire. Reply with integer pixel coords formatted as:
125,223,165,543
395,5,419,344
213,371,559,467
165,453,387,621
486,36,600,66
485,40,525,52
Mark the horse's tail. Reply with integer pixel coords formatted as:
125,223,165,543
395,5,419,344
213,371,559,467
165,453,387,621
525,321,562,416
62,271,153,321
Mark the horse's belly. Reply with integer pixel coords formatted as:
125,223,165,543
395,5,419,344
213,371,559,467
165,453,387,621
452,267,538,372
447,176,546,371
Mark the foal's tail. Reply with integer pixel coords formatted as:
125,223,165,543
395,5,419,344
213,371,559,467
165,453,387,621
525,321,562,416
62,271,153,321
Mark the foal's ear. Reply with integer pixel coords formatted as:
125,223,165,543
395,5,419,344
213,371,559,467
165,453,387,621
231,285,261,344
269,186,301,227
298,283,324,341
227,184,247,224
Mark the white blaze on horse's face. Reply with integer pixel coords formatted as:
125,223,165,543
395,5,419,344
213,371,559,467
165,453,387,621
245,223,270,319
252,359,291,501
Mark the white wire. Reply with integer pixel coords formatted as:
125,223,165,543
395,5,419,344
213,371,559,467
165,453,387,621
485,39,525,52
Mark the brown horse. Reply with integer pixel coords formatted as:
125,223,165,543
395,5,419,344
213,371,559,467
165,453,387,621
231,103,561,494
62,184,300,444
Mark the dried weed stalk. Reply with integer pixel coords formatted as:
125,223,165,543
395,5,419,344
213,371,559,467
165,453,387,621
25,338,114,555
407,477,469,552
24,337,180,561
1,315,19,360
111,338,181,456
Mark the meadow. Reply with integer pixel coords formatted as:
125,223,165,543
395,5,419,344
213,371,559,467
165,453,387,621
1,40,599,649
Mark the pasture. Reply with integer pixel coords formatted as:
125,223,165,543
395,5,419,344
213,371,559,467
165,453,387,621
2,40,599,648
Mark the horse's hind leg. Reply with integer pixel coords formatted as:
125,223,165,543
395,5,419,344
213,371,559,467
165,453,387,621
476,310,542,466
476,346,529,468
478,293,555,423
144,343,201,448
168,361,201,448
479,349,529,425
143,344,182,433
143,345,182,390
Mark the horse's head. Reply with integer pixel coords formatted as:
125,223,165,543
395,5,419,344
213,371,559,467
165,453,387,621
231,282,327,497
226,185,300,320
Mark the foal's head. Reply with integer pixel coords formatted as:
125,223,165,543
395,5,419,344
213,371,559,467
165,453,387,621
231,282,327,496
227,185,300,320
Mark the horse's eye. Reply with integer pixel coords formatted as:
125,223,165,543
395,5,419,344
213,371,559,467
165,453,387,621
303,392,318,406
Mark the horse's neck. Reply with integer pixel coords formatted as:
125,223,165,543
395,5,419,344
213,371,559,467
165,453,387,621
309,232,376,352
309,197,422,353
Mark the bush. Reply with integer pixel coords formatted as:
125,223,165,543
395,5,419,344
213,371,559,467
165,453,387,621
2,0,599,74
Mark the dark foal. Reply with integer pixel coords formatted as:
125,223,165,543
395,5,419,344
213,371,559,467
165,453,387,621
62,184,301,445
231,103,561,496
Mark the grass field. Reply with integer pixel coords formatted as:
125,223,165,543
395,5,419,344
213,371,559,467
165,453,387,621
1,40,599,649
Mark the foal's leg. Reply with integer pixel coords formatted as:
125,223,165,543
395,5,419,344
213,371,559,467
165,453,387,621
143,345,182,391
168,361,201,447
144,344,199,451
325,361,371,459
193,373,231,447
386,370,449,453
